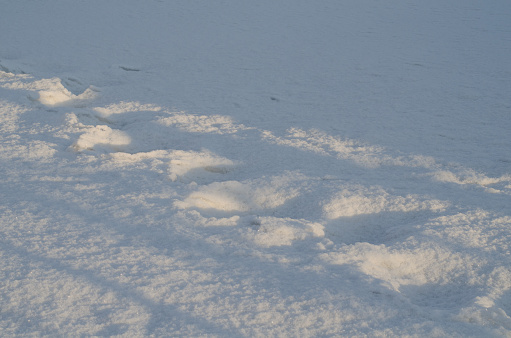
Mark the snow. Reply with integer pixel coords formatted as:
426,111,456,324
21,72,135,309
1,0,511,336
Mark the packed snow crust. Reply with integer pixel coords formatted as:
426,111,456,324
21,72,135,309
1,1,511,336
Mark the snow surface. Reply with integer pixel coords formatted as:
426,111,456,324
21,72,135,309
1,0,511,336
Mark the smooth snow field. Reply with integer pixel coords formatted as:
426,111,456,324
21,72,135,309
1,1,511,336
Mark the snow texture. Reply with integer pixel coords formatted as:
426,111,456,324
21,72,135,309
1,0,511,336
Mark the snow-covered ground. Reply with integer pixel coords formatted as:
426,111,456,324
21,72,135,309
1,1,511,336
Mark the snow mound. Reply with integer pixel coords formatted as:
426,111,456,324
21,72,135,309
37,85,97,107
110,149,237,182
167,150,237,182
322,243,469,292
249,216,324,247
0,72,97,107
175,174,304,214
71,125,131,152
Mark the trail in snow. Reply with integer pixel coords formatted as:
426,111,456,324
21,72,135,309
1,69,511,336
2,0,511,335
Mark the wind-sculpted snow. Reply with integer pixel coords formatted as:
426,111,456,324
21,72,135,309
175,174,304,214
1,68,510,336
263,127,511,196
322,185,449,219
0,72,97,107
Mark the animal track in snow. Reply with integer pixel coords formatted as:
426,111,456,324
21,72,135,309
247,216,324,248
321,184,449,246
5,71,508,256
109,149,237,183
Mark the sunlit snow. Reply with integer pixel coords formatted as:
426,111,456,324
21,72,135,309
1,1,511,336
